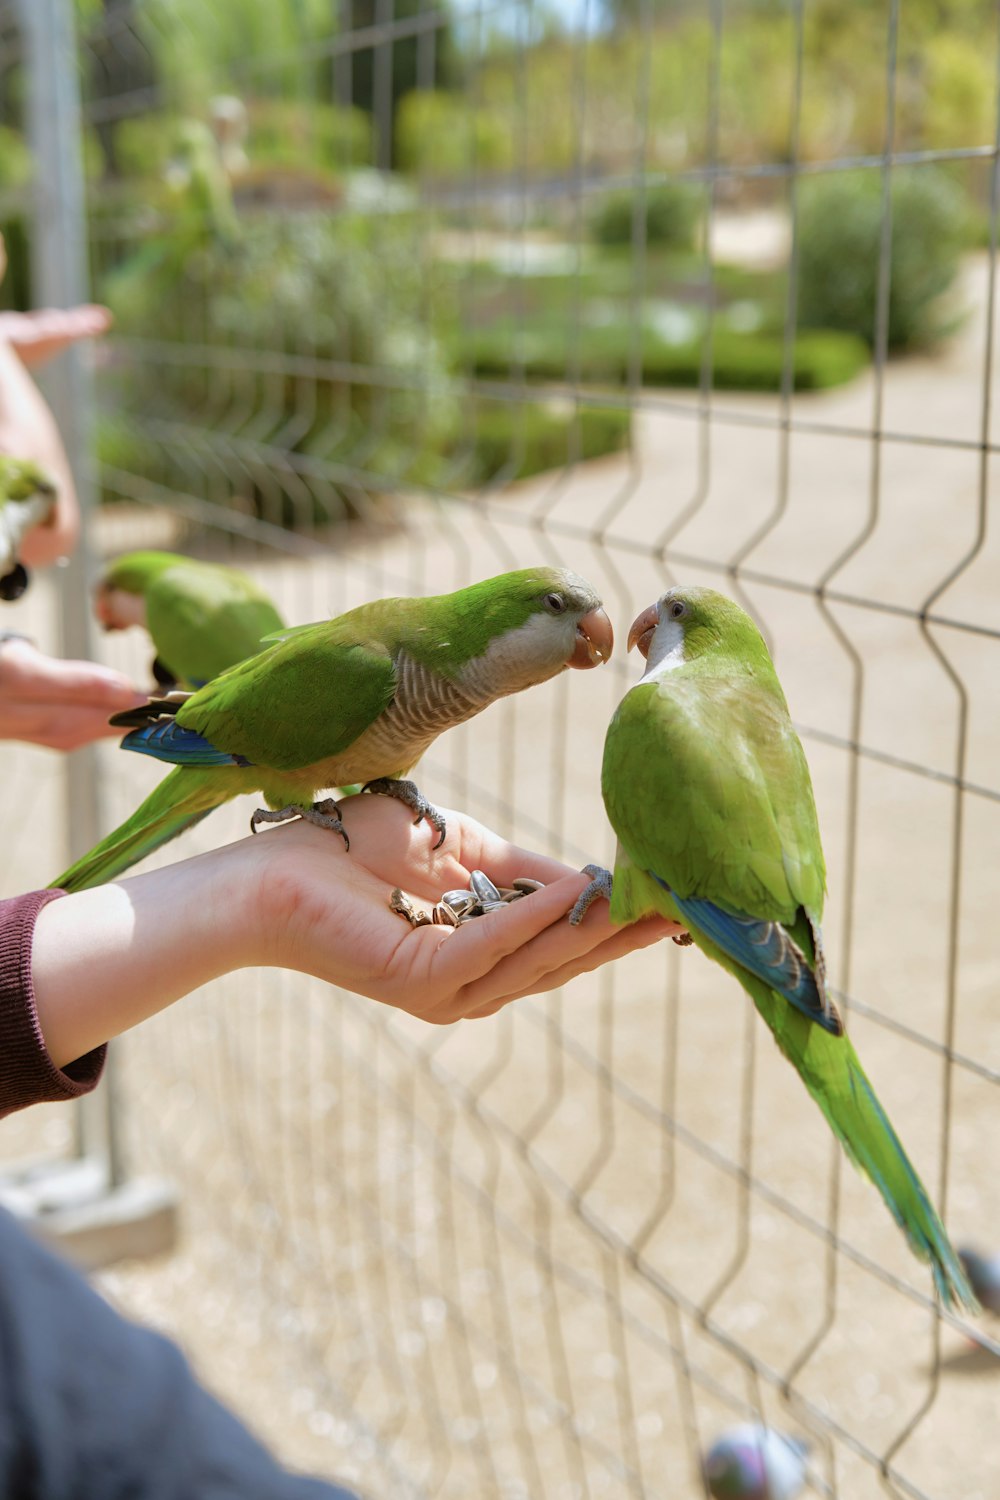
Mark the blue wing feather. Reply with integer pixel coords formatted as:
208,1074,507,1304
121,719,253,768
657,878,840,1035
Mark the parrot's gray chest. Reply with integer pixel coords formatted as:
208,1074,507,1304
347,651,487,771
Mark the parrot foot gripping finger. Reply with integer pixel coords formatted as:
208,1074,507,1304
250,797,350,851
568,864,614,927
361,777,447,850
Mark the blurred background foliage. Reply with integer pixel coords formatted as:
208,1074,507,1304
0,0,991,523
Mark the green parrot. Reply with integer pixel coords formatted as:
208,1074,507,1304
0,457,57,601
571,585,975,1312
53,567,613,893
94,550,286,689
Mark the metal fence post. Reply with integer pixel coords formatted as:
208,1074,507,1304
7,0,177,1265
19,0,116,1181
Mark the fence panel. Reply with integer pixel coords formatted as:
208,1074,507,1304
3,2,1000,1497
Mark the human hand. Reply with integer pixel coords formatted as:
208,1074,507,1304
0,230,113,568
33,796,679,1069
0,636,145,749
0,303,113,370
248,795,680,1022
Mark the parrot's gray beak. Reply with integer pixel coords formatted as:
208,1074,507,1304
627,603,659,659
569,606,614,668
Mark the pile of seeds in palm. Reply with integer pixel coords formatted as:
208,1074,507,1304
389,869,544,928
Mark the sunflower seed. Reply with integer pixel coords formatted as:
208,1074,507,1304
432,902,459,927
512,877,544,894
441,890,477,915
470,870,502,904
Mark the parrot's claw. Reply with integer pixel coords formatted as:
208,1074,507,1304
569,864,614,926
361,777,447,850
250,797,350,851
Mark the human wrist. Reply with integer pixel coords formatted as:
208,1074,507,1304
33,845,261,1067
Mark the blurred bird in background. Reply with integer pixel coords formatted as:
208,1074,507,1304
703,1425,809,1500
94,549,285,689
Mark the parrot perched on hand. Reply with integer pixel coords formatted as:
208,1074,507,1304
703,1425,809,1500
0,457,57,601
94,550,286,689
571,585,975,1311
52,567,613,893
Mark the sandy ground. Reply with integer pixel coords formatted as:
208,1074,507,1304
1,255,1000,1500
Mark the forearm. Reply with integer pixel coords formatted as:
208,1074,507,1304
0,340,80,567
32,844,257,1069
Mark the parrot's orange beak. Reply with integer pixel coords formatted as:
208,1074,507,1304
627,603,659,659
569,606,614,668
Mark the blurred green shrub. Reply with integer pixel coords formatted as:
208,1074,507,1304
113,102,371,181
796,168,970,350
244,100,372,172
395,91,514,176
463,321,868,392
112,114,180,179
0,127,31,191
590,183,700,250
0,215,31,312
466,403,631,486
101,209,459,522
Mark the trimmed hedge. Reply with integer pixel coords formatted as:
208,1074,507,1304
466,403,631,486
462,322,868,393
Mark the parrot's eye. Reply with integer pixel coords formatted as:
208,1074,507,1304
544,592,568,614
667,599,687,621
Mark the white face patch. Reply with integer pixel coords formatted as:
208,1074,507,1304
460,610,574,696
641,616,685,680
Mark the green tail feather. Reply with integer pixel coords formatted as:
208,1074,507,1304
748,976,977,1313
51,768,231,893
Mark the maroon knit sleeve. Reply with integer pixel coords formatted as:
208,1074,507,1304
0,889,107,1118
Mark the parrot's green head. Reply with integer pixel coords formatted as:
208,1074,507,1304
627,585,772,677
420,567,614,689
95,550,180,632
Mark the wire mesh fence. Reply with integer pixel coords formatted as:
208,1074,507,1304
1,1,999,1496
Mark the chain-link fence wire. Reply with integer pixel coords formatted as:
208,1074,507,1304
2,1,1000,1496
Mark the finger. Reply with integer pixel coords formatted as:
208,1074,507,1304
450,898,677,1017
9,649,144,709
461,916,676,1017
453,814,599,891
381,818,595,906
0,700,131,749
425,870,611,1008
0,305,114,367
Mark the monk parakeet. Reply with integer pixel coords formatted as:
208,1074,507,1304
0,457,57,601
94,550,286,689
53,567,613,893
571,585,975,1311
